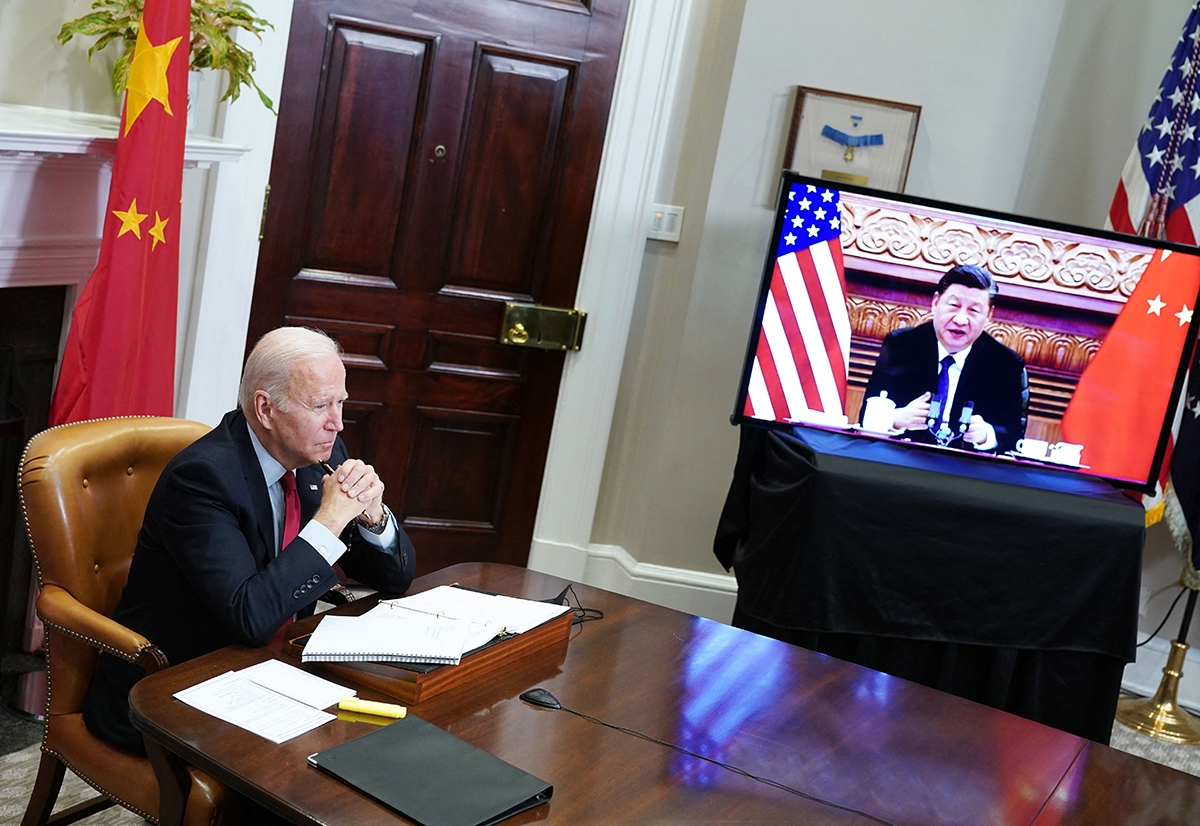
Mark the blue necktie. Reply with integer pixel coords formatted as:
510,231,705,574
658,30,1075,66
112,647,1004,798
935,355,955,422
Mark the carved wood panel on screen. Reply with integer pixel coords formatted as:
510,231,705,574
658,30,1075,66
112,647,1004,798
250,0,631,574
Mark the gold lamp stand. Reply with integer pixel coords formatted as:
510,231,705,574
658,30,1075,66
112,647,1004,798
1116,590,1200,744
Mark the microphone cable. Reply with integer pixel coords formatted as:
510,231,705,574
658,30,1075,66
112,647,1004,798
520,688,898,826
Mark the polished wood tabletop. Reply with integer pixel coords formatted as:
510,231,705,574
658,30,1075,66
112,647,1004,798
130,563,1200,826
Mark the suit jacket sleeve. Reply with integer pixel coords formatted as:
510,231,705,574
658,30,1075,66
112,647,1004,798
961,337,1027,454
862,326,937,419
148,451,342,647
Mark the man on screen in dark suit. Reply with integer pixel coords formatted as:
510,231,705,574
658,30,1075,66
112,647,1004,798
83,326,416,753
861,264,1028,453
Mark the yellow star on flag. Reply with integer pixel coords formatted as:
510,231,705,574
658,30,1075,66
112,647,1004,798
113,198,149,239
123,18,183,135
149,212,169,250
1177,304,1194,327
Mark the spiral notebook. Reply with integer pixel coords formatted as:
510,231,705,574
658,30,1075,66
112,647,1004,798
308,714,552,826
300,612,473,665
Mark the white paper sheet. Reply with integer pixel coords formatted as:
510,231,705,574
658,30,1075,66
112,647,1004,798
174,671,334,744
237,658,356,710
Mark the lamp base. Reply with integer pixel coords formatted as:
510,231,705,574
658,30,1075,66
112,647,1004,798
1116,640,1200,745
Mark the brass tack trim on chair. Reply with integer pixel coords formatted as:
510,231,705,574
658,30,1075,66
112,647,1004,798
50,747,158,824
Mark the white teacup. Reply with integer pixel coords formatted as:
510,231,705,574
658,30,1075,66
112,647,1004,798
1048,442,1083,465
861,392,897,434
1016,438,1048,459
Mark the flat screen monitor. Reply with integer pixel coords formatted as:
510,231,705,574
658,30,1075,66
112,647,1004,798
733,172,1200,493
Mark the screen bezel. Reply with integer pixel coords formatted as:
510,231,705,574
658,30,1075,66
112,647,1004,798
732,171,1200,494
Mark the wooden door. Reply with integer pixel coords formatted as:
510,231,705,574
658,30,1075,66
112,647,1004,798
249,0,630,575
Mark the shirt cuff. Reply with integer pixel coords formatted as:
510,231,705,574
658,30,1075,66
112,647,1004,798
298,520,347,566
358,506,399,553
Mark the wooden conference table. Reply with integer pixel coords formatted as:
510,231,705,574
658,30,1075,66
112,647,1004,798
131,563,1200,826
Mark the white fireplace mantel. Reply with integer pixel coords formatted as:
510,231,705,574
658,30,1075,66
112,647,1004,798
0,101,251,402
0,102,249,168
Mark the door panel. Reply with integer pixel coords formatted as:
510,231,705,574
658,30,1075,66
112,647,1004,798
447,48,576,298
306,26,433,275
252,0,629,574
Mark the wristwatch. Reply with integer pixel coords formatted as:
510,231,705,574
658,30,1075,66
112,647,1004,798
356,507,390,535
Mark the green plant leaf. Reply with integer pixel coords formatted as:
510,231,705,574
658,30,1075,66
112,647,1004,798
57,0,275,112
112,49,132,97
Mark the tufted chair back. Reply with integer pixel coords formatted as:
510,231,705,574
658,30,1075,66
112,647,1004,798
18,417,235,826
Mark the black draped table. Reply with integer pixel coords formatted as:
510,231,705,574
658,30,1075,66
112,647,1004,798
714,426,1145,744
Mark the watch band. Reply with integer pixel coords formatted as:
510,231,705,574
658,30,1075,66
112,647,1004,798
357,508,390,535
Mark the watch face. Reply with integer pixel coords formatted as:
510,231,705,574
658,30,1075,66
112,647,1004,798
787,90,919,192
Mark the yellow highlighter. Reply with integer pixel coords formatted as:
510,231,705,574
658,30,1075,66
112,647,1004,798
338,697,407,719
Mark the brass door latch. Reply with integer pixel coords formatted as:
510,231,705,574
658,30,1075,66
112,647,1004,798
499,302,587,351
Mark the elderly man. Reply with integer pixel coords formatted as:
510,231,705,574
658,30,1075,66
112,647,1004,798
861,264,1028,453
83,327,415,752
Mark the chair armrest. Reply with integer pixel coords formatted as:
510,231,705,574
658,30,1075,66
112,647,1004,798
37,584,169,674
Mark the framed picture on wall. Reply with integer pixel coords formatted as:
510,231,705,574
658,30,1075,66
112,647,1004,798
783,87,921,193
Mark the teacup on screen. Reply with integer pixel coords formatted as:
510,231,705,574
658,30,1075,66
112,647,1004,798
1016,438,1048,459
1048,442,1083,465
861,392,897,434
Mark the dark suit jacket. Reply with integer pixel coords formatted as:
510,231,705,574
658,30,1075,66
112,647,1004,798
83,408,415,751
862,322,1028,454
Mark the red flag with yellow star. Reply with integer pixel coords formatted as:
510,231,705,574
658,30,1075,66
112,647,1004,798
48,0,188,425
1061,249,1200,485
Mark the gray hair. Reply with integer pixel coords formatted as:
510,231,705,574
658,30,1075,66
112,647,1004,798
238,327,343,414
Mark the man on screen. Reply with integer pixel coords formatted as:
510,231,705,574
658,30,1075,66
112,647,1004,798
861,264,1028,453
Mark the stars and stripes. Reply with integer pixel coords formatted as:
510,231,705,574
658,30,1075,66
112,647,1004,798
1109,2,1200,242
744,183,851,423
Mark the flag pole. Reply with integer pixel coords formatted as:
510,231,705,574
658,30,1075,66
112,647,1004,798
1116,588,1200,743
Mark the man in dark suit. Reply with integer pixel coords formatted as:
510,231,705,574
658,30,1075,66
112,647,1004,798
83,327,416,753
862,264,1028,453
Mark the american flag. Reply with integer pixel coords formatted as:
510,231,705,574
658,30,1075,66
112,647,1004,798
1109,2,1200,242
743,182,851,422
1105,2,1200,555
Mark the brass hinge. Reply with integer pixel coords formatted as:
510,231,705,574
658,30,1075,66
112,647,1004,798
259,184,271,241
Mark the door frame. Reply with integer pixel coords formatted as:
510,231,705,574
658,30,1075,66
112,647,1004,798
177,0,698,580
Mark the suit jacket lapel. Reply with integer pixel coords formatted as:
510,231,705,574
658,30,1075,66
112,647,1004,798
296,464,323,523
229,410,275,564
919,323,940,391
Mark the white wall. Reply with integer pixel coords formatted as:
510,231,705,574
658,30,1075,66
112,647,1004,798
1019,0,1196,226
596,0,1073,577
0,0,118,116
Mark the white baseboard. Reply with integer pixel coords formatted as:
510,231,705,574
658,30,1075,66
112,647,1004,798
527,540,737,623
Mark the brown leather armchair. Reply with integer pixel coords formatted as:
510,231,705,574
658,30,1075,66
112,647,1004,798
18,417,234,826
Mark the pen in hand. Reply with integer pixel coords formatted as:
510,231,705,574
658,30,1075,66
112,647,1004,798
319,460,374,525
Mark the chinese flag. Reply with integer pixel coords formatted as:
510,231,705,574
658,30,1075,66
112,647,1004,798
48,0,188,425
1061,250,1200,483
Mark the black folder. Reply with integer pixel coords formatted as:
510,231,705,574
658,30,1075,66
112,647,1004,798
308,714,552,826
